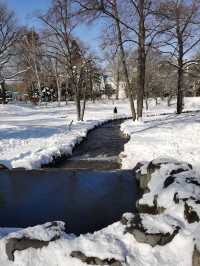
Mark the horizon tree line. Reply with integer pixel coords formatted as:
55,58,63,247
1,0,200,121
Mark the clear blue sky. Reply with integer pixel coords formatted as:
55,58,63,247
6,0,52,26
6,0,103,55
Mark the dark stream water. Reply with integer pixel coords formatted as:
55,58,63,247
0,119,138,234
48,119,129,170
0,169,137,234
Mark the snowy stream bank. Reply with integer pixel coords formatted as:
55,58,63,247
47,119,130,170
1,98,200,265
0,101,131,169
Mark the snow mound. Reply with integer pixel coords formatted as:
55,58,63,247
120,111,200,173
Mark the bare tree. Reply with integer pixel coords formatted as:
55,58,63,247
74,0,137,120
73,0,167,120
38,0,82,119
112,0,136,120
51,55,62,106
18,29,44,102
0,3,20,103
119,0,163,118
101,32,122,100
38,0,99,120
157,0,200,114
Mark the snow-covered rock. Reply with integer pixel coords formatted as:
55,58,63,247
131,158,200,265
5,221,65,261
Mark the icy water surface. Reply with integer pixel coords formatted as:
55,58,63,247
49,119,129,170
0,169,137,234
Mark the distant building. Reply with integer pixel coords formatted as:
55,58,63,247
102,74,127,99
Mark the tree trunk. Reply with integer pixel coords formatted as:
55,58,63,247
177,67,183,114
54,59,61,106
34,60,41,102
74,73,81,121
145,94,148,111
75,67,85,121
56,77,61,106
115,55,120,100
1,80,6,104
177,30,184,114
112,0,136,121
137,0,146,119
81,86,87,121
75,89,81,121
65,77,69,104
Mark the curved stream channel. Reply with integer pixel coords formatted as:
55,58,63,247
48,119,130,170
0,119,138,234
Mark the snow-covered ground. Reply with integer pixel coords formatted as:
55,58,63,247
0,219,193,266
0,100,131,169
1,97,200,170
121,97,200,173
1,97,200,266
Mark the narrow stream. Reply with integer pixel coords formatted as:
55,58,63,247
49,119,129,170
0,119,138,235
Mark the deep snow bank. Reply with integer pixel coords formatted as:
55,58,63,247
120,111,200,172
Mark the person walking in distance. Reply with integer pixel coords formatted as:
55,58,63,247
113,106,118,118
